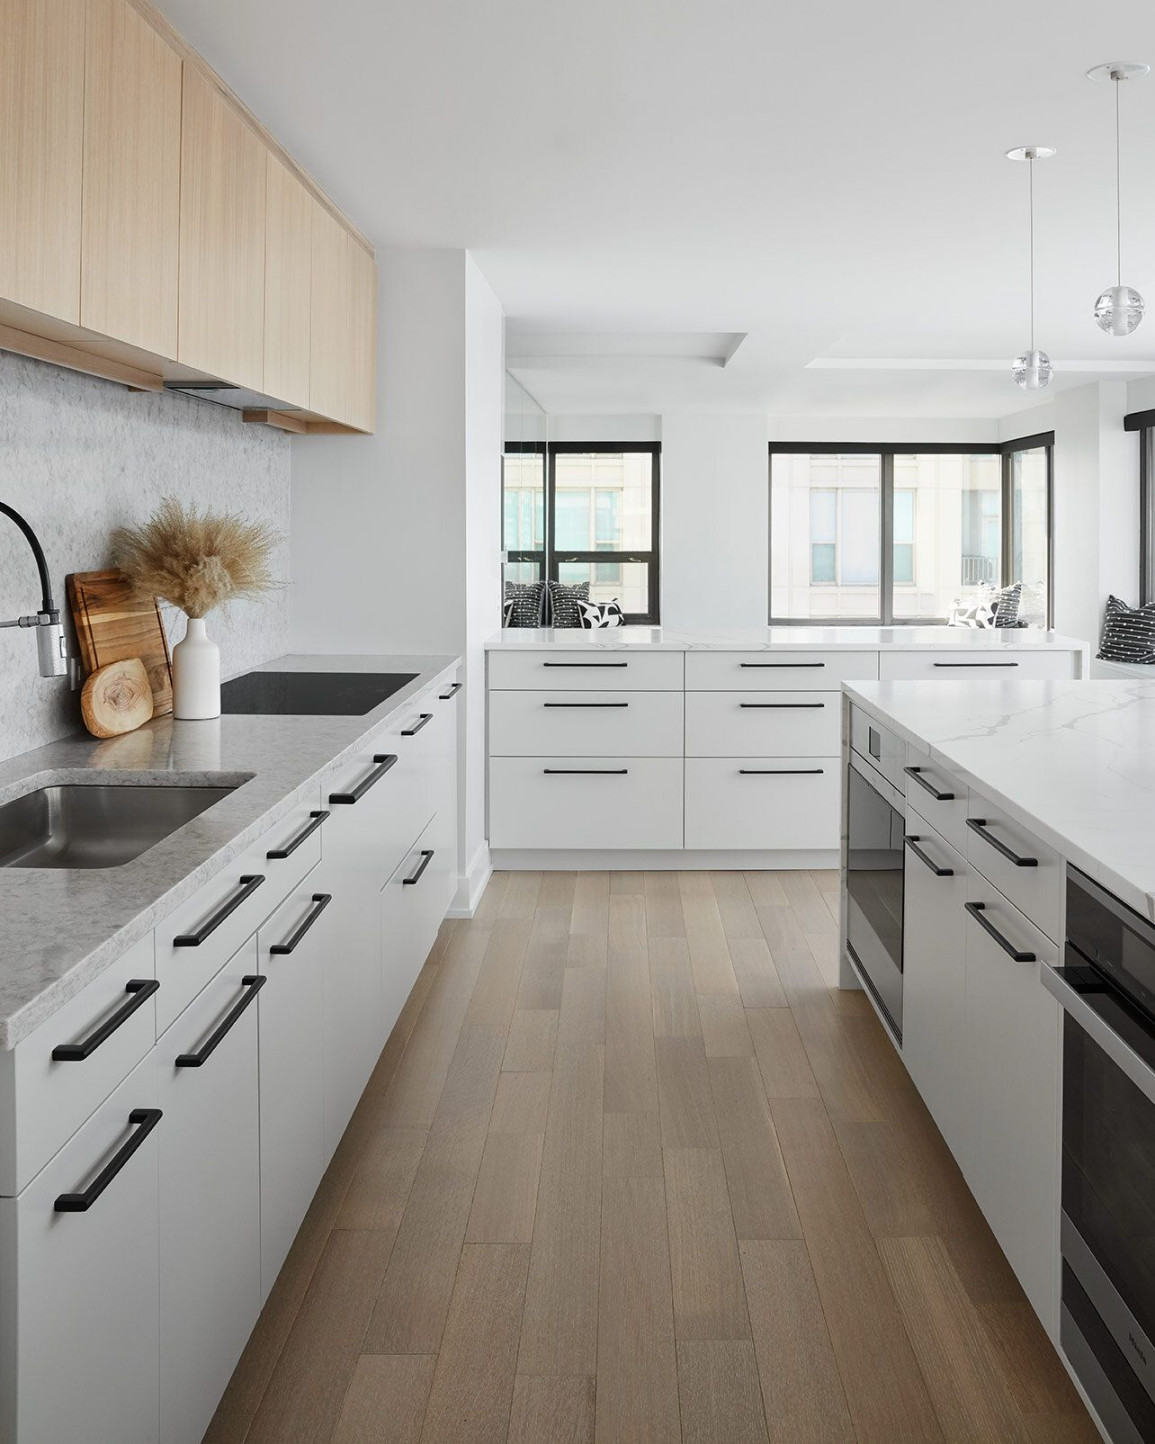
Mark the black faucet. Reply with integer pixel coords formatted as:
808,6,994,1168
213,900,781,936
0,503,67,677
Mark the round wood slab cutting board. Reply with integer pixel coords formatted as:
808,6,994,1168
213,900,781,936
81,658,155,738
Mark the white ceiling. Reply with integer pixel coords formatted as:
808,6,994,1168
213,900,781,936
160,0,1155,416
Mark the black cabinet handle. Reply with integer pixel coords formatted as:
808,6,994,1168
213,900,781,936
933,661,1019,668
905,835,954,877
52,979,160,1062
270,894,332,954
542,661,627,668
739,702,825,709
439,682,463,699
966,818,1038,867
965,902,1036,962
54,1108,162,1213
904,765,955,802
543,768,629,775
403,850,435,886
868,726,882,760
173,875,265,947
329,753,397,804
401,713,433,736
739,768,825,775
739,661,824,668
175,976,265,1067
543,701,629,708
266,810,329,859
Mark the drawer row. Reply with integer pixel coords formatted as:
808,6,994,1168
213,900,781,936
489,756,840,851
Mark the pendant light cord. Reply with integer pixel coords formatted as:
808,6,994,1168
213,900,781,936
1028,156,1035,349
1115,75,1123,285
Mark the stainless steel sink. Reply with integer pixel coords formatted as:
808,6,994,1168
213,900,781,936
0,783,237,869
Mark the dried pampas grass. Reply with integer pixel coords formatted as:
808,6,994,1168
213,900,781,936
113,497,282,619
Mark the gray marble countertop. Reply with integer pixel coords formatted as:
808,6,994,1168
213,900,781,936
486,625,1090,655
0,653,459,1049
845,678,1155,921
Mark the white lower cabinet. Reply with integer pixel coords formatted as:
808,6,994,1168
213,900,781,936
157,939,261,1444
685,758,839,851
0,1052,161,1444
489,756,684,849
381,813,452,1034
256,877,330,1300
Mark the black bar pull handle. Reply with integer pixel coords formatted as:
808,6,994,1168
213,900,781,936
739,768,825,775
543,701,629,708
739,661,825,668
739,702,825,710
403,850,435,886
267,810,329,859
173,875,265,947
965,902,1036,962
542,661,628,668
52,980,160,1062
401,713,433,736
933,661,1019,668
904,765,955,802
54,1108,162,1213
965,818,1038,867
439,682,463,699
270,894,332,955
329,753,397,804
904,836,954,877
543,768,629,775
175,976,266,1067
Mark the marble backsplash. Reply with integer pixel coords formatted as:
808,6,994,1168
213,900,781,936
0,352,292,761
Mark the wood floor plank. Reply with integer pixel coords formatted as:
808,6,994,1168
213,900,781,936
663,1147,750,1342
792,994,886,1123
605,945,659,1113
878,1235,1031,1443
364,1026,506,1355
501,871,543,918
656,1036,721,1149
708,1057,801,1241
247,1230,395,1444
472,872,509,926
680,876,741,996
781,870,838,938
609,891,648,949
539,870,577,909
755,905,829,1009
335,1127,428,1232
571,871,610,935
747,1008,820,1099
518,1045,604,1376
557,963,607,1048
710,872,763,941
596,1176,682,1443
503,1009,559,1072
832,1118,939,1238
566,931,608,969
729,937,788,1009
610,870,645,893
508,1375,596,1444
490,1070,553,1135
645,870,687,938
516,937,568,1010
603,1110,664,1178
769,1095,943,1442
977,1302,1094,1426
650,936,702,1039
677,1339,769,1444
365,952,443,1102
466,918,532,1031
742,872,788,907
698,995,754,1057
531,897,576,946
418,1243,530,1444
332,1355,436,1444
740,1239,855,1444
466,1132,545,1242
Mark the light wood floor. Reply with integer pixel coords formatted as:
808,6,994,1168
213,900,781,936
207,870,1097,1444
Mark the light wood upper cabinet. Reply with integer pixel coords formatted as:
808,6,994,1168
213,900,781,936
263,153,312,409
178,66,267,391
0,0,85,324
346,241,377,433
81,0,181,357
308,201,350,423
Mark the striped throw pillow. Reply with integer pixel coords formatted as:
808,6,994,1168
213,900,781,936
1097,595,1155,664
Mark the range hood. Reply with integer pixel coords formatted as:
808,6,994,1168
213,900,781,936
163,380,303,414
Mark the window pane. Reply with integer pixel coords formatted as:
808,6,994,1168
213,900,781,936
595,489,620,545
557,560,649,616
1012,447,1048,625
891,453,1001,620
554,452,653,550
771,454,881,618
503,452,544,551
504,558,543,585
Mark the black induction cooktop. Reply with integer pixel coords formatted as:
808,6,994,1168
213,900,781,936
219,670,418,716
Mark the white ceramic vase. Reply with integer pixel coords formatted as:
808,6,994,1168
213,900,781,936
172,615,221,720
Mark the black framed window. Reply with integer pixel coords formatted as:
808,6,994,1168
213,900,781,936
503,442,661,623
769,437,1053,626
1123,408,1155,604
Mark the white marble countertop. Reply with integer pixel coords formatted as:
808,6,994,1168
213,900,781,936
845,678,1155,921
0,653,459,1049
486,625,1090,654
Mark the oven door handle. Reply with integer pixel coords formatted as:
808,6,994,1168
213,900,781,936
1041,964,1155,1109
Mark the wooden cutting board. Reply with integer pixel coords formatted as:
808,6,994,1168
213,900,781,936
67,569,173,717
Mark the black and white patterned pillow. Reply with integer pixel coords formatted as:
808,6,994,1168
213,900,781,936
1097,594,1155,664
990,581,1025,628
502,580,547,628
547,580,590,629
948,595,996,629
577,600,625,629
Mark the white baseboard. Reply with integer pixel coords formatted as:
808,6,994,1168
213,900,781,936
448,842,494,918
489,848,839,872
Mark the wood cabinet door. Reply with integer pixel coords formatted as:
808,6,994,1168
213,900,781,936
178,65,266,390
0,0,84,323
345,238,377,431
308,200,350,423
263,152,312,408
81,0,181,357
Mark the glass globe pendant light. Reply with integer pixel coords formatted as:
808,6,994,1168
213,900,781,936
1088,62,1148,336
1006,146,1055,391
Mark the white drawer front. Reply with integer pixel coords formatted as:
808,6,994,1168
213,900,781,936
0,931,157,1198
488,650,683,691
489,757,683,849
685,650,878,692
965,796,1061,943
904,752,970,855
685,692,839,758
684,758,839,850
381,813,452,1037
879,649,1078,682
489,690,684,757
